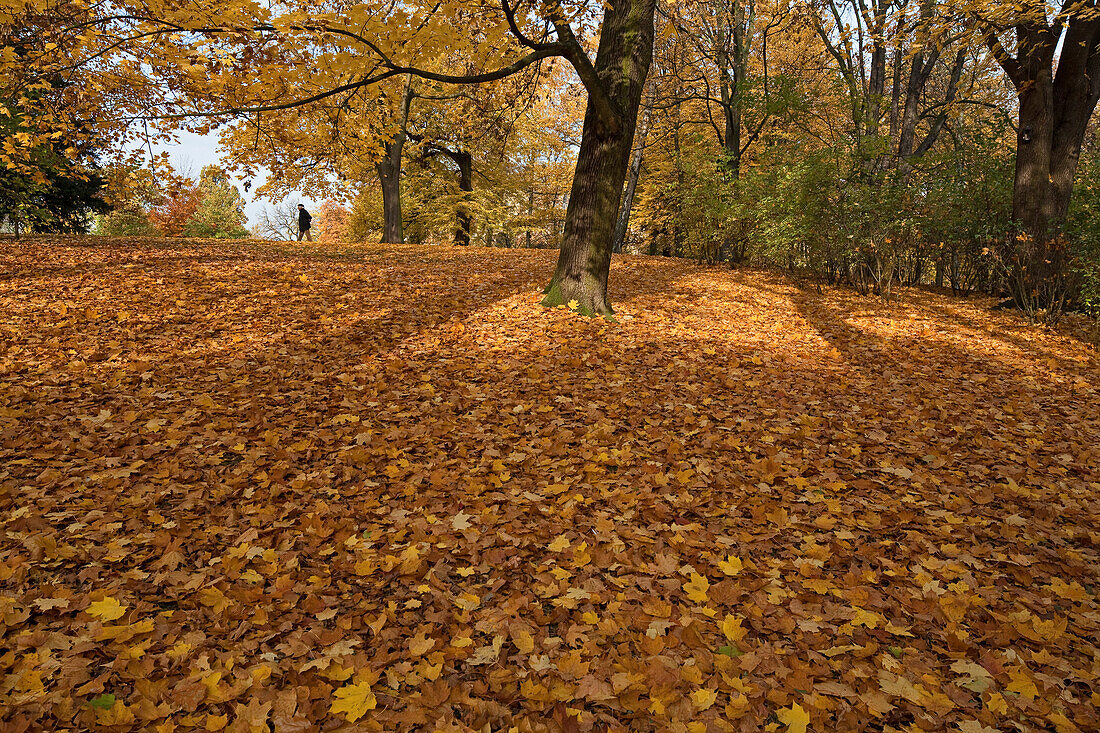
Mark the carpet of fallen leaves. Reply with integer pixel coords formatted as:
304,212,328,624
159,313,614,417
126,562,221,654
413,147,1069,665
2,236,1099,733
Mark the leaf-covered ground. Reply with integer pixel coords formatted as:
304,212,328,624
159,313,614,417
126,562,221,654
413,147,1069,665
2,237,1099,733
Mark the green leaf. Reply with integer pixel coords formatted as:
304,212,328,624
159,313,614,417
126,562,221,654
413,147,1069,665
888,646,903,658
90,693,116,710
717,645,743,657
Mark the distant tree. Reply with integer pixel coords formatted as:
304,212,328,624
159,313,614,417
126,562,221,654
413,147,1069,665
252,201,299,241
184,165,249,238
94,163,163,236
148,177,202,237
94,208,159,236
317,200,351,242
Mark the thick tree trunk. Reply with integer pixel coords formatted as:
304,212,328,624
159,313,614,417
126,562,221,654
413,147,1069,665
862,3,888,177
988,16,1100,240
377,141,404,244
545,125,634,315
1013,75,1056,238
542,0,657,316
888,41,902,142
376,76,415,244
1049,18,1100,223
895,50,928,168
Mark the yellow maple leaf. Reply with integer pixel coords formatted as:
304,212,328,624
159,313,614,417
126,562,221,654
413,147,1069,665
691,689,718,710
88,597,127,622
1046,711,1080,733
548,535,570,552
1006,668,1038,700
419,661,443,680
567,299,579,310
320,664,353,682
512,630,535,654
850,607,880,628
1048,579,1088,602
683,573,710,603
409,632,435,656
717,555,743,575
455,592,481,611
777,702,810,733
721,614,747,642
572,542,592,567
167,642,191,659
330,680,376,722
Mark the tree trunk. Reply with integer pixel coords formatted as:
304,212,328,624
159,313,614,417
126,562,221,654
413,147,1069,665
1049,17,1100,223
1012,74,1056,238
526,189,534,248
612,110,649,254
673,112,684,258
717,0,744,177
376,76,415,244
988,15,1100,240
377,141,404,244
542,0,657,316
454,150,473,246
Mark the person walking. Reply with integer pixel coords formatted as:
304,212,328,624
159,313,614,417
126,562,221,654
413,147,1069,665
297,204,313,242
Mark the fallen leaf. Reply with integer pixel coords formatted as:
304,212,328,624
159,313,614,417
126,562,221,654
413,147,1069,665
330,680,376,722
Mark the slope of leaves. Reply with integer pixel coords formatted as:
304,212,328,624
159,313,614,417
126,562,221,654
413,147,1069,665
1,237,1098,733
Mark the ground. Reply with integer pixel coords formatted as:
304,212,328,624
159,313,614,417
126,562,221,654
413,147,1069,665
1,237,1098,733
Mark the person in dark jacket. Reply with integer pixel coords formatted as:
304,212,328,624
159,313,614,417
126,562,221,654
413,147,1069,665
297,204,313,241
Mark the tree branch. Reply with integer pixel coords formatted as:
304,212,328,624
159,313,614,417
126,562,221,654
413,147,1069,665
548,18,621,130
983,30,1025,89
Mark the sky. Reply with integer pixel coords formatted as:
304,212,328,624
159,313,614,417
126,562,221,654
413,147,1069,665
144,130,323,230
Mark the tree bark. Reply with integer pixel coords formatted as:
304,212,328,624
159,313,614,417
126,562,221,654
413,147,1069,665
453,150,472,246
376,76,415,244
987,14,1100,239
1049,16,1100,223
542,0,657,316
377,140,404,244
718,0,745,177
1013,72,1056,237
612,110,650,253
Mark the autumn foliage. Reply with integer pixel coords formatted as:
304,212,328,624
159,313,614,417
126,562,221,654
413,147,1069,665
1,238,1098,732
147,181,202,237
